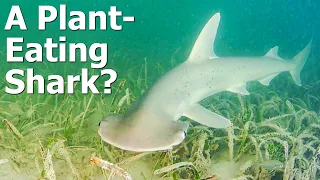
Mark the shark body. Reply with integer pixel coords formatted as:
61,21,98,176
98,13,312,152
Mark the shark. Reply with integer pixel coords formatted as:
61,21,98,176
98,12,312,152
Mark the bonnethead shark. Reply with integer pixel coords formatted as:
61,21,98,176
98,12,312,152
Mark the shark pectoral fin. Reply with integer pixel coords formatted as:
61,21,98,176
258,73,279,86
183,104,231,128
227,84,250,95
187,13,221,61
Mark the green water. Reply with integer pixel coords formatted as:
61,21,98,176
0,1,319,180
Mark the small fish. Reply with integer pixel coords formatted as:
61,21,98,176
259,160,284,171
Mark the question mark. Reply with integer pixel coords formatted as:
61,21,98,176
101,69,117,94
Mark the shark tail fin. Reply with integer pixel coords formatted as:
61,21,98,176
289,38,313,86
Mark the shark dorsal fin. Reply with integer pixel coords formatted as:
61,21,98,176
187,13,221,62
265,46,281,59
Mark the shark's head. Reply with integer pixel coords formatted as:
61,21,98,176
98,112,189,152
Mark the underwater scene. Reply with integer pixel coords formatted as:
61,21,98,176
0,0,319,180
